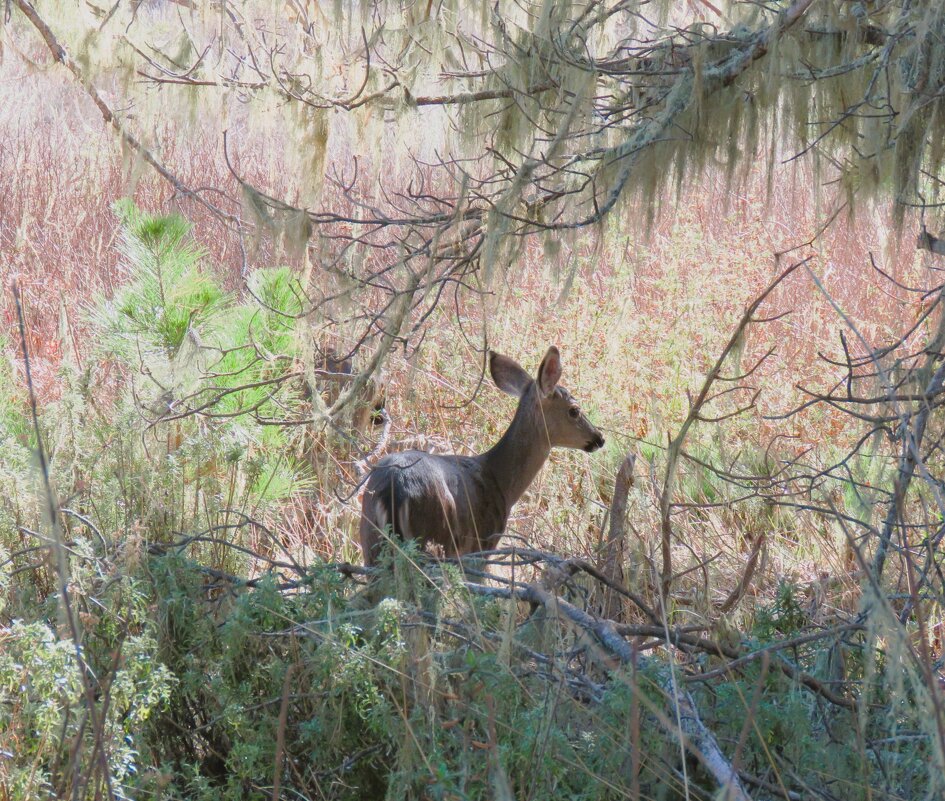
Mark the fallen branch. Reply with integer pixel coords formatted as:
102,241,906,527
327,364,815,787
463,579,752,801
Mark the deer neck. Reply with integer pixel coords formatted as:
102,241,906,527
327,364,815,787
478,398,551,512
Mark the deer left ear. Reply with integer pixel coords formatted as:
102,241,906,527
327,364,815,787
490,351,533,398
536,346,562,396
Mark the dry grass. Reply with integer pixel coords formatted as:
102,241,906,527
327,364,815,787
0,27,936,620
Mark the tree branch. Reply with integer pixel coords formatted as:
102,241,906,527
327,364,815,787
13,0,238,226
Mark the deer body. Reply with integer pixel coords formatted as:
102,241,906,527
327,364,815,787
359,347,604,565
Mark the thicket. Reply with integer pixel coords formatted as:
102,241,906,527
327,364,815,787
2,205,944,801
5,1,945,797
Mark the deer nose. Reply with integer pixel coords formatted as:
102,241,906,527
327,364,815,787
584,433,605,452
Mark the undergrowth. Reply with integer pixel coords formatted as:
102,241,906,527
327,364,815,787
2,541,938,800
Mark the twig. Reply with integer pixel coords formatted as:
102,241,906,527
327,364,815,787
13,0,237,227
718,531,766,614
271,664,297,801
12,283,116,800
659,259,807,603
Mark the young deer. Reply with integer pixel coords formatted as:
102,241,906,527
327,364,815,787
359,346,605,566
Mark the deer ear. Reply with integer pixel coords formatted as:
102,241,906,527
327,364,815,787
536,346,562,396
489,351,533,397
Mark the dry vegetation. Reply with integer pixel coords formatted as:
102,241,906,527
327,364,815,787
3,2,945,800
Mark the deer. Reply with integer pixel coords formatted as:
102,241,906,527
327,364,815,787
358,346,605,566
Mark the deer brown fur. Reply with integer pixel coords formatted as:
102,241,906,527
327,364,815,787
359,346,605,565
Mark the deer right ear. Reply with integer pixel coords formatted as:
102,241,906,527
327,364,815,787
536,346,562,396
489,351,533,397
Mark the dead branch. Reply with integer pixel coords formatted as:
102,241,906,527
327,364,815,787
718,531,766,614
600,452,636,622
463,578,752,801
658,259,807,603
13,0,238,227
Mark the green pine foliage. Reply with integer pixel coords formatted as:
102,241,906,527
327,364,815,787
0,202,323,797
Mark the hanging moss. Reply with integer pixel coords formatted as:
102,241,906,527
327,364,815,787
16,0,945,280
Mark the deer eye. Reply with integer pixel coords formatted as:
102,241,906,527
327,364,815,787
568,407,580,419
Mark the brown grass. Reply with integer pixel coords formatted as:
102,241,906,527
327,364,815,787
0,31,936,614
